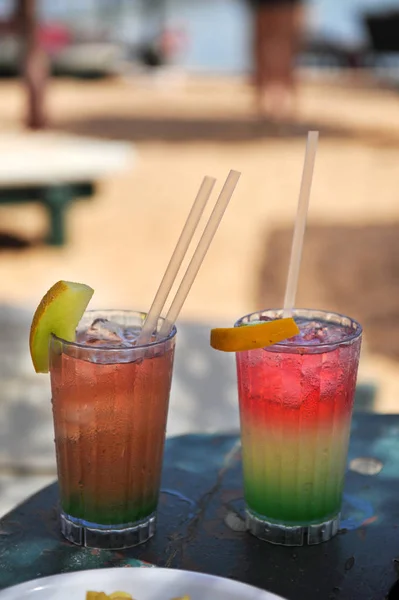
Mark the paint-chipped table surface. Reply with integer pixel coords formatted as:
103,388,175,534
0,414,398,600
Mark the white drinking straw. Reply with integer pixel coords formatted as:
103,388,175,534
138,176,216,345
157,170,241,339
283,131,319,319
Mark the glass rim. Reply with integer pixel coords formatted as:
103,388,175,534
51,309,177,351
234,307,362,350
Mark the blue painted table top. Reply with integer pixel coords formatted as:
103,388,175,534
0,414,398,600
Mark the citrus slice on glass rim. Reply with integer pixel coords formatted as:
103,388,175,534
210,317,299,352
29,280,94,374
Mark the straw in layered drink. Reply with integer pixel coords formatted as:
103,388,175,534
283,130,319,318
138,175,216,345
138,169,241,344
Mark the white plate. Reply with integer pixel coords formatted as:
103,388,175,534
0,567,287,600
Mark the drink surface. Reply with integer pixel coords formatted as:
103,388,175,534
236,316,361,525
50,317,175,526
256,316,355,348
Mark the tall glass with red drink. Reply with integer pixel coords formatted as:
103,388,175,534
236,309,362,546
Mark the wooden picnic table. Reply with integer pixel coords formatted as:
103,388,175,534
0,413,397,600
0,133,134,245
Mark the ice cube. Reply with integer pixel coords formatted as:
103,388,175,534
83,318,131,347
123,326,142,344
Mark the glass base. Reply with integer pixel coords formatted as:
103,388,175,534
246,509,340,546
60,510,156,549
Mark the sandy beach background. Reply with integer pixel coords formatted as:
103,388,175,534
0,71,399,513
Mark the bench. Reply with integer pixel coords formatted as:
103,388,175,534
0,133,135,245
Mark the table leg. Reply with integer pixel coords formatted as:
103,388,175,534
43,186,71,246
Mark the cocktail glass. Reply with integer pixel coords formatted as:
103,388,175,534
235,308,362,546
49,310,176,549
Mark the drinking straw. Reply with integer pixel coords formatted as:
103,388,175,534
283,131,319,319
158,169,241,339
138,175,216,345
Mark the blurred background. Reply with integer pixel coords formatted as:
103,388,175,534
1,0,399,515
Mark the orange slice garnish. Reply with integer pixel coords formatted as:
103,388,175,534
210,318,299,352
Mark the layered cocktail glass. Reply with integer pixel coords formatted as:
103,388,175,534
236,309,362,546
49,310,176,549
